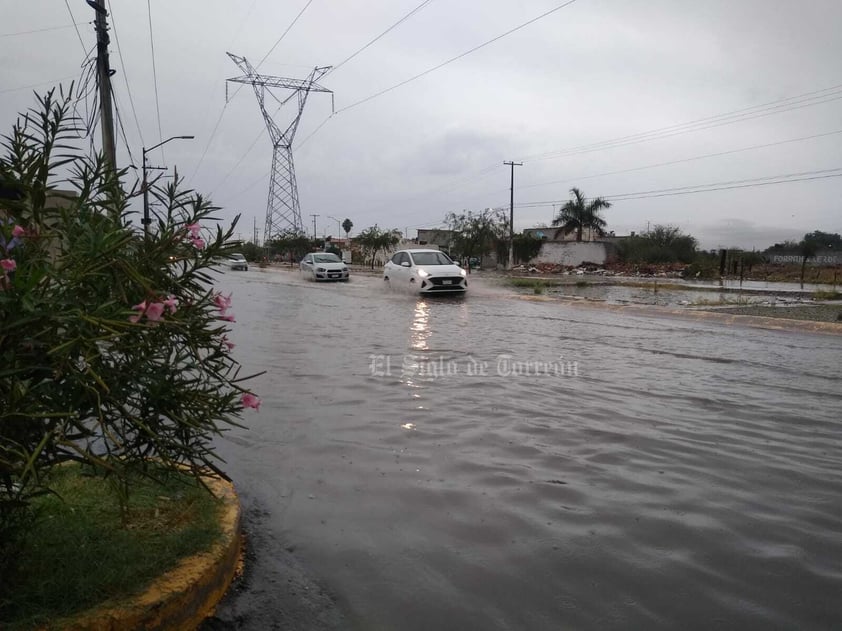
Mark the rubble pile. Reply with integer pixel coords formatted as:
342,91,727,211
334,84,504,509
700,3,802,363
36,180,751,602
510,262,688,277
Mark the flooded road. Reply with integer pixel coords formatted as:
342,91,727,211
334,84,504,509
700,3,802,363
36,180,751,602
211,268,842,630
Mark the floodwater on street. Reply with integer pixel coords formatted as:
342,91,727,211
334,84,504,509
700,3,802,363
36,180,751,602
211,267,842,630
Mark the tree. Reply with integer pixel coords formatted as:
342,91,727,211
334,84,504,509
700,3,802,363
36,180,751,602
444,208,507,271
616,225,698,264
267,229,317,262
512,233,543,265
342,218,353,239
552,187,611,241
802,230,841,250
355,225,401,268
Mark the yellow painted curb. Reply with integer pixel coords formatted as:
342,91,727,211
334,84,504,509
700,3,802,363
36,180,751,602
52,475,242,631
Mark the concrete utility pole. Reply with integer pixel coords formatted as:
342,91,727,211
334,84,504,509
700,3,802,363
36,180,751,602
504,161,523,270
310,214,319,239
90,0,116,169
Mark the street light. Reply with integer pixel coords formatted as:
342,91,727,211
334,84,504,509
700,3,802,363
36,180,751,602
326,215,342,239
142,135,194,235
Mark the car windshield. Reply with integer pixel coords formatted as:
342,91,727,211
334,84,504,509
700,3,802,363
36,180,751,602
313,253,341,263
231,254,245,260
410,251,453,266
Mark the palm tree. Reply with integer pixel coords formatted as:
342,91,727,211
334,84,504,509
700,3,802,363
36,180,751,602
551,187,611,241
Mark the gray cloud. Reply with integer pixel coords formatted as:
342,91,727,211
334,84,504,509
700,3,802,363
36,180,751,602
2,0,840,242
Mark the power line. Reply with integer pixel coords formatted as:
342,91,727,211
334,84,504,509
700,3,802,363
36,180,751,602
327,0,435,77
189,1,313,184
520,129,842,191
110,84,137,165
147,0,164,159
295,0,437,150
293,113,333,150
0,76,79,95
336,0,580,114
519,83,842,162
256,0,314,70
209,126,267,197
377,83,842,211
63,0,87,52
513,168,842,207
0,22,86,38
107,0,144,147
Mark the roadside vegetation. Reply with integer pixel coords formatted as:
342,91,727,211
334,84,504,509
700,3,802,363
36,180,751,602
1,464,222,628
0,89,258,616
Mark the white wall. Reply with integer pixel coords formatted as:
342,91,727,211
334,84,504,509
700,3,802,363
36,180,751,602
531,241,608,266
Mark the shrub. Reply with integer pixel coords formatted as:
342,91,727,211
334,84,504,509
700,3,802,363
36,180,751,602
0,90,258,560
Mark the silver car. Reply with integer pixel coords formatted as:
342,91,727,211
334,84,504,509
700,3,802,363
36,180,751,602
383,249,467,294
300,252,350,281
229,253,248,271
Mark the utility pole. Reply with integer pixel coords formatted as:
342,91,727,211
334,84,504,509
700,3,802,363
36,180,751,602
504,161,523,270
90,0,116,169
253,216,258,245
310,214,319,239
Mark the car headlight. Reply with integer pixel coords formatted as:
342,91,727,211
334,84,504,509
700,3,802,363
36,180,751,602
460,269,467,277
417,269,429,278
317,267,326,272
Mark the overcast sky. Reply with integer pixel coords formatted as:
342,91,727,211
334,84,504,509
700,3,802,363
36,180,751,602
3,0,841,249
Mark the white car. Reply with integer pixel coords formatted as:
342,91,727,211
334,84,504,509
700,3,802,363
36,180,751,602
300,252,350,281
229,253,248,271
383,249,467,294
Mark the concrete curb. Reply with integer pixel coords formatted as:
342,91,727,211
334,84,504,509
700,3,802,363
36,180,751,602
55,475,242,631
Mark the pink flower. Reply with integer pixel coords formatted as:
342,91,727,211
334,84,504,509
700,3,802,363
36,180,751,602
128,314,141,323
11,225,25,238
214,293,232,311
0,259,16,272
191,237,206,250
241,393,261,411
222,313,236,322
146,302,165,321
187,223,201,238
162,295,178,314
222,336,235,350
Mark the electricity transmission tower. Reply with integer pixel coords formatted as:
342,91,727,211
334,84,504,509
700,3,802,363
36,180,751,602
227,53,332,240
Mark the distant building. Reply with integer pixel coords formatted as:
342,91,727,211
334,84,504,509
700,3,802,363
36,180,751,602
416,228,455,250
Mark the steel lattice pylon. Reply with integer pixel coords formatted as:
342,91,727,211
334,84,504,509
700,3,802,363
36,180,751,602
227,53,332,240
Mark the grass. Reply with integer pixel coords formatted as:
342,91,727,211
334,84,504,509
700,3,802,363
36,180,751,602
509,277,558,288
0,464,223,629
813,290,842,300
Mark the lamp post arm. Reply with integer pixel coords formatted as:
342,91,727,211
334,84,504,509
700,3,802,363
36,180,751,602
141,135,194,236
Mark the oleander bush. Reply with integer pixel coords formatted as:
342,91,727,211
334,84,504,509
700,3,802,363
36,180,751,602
0,89,258,575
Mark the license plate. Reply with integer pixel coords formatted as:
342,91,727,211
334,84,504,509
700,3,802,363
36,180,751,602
442,280,452,285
